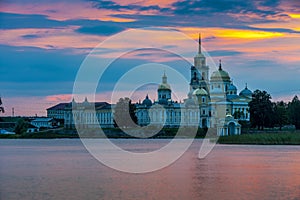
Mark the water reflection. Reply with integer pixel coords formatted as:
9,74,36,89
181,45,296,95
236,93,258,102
0,139,300,199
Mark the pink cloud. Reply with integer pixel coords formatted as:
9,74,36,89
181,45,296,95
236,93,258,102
0,27,106,50
0,0,149,22
45,94,73,102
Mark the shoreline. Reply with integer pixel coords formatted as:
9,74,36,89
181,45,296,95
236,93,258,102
1,129,300,145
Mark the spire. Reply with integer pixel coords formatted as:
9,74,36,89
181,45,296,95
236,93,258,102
162,71,167,84
219,59,222,70
245,83,248,89
84,97,88,102
71,97,76,106
198,33,201,54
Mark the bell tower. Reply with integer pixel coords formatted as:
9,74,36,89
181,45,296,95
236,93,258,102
189,33,210,96
194,33,209,81
158,72,172,104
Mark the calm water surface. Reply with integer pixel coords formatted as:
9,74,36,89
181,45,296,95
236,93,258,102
0,139,300,200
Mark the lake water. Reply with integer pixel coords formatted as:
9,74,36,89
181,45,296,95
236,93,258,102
1,139,300,200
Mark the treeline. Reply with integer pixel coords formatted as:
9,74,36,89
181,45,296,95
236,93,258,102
249,90,300,130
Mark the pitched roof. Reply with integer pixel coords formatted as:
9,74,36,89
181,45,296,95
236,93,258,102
31,118,54,122
47,103,70,110
47,101,112,111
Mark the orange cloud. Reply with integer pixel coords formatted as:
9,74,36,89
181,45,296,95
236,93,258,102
214,29,283,39
177,26,300,68
288,13,300,19
178,27,284,41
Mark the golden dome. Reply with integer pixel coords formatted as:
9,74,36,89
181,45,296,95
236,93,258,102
193,88,208,96
210,60,231,82
158,83,171,90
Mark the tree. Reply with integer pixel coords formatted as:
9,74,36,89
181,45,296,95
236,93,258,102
0,97,4,114
14,118,28,134
273,101,289,130
288,95,300,129
113,97,138,128
249,90,273,130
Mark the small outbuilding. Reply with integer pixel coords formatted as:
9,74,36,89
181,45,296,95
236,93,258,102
30,118,57,129
217,114,241,136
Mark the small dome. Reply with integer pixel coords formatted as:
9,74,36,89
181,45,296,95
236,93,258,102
228,84,237,91
210,60,230,82
226,114,233,118
158,83,171,90
158,72,171,91
142,95,152,106
211,69,230,82
239,86,252,97
193,88,208,96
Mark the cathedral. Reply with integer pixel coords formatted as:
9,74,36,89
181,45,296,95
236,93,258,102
135,34,252,135
48,34,252,136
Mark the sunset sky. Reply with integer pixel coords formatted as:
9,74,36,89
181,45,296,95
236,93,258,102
1,0,300,116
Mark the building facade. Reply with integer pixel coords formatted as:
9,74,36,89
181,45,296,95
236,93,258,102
47,103,69,120
135,34,252,135
64,98,114,129
47,33,252,136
